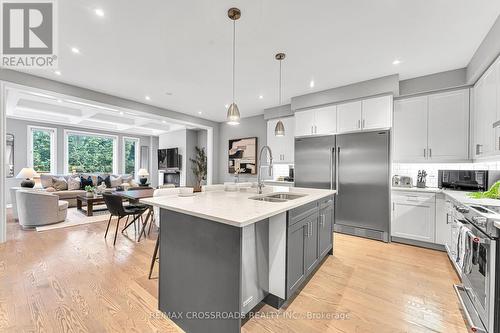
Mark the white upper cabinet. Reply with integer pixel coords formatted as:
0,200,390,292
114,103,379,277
393,96,428,162
294,110,316,137
314,105,337,135
337,95,392,133
427,89,470,161
393,89,470,163
362,95,393,130
294,105,337,137
337,101,362,133
267,117,295,163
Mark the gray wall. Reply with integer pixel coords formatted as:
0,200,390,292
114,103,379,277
5,118,154,204
399,68,468,96
291,74,399,111
218,115,267,183
467,14,500,84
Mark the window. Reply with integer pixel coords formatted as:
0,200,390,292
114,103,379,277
123,137,139,176
28,126,56,173
65,130,117,173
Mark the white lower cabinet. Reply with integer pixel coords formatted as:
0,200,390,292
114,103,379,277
392,191,436,243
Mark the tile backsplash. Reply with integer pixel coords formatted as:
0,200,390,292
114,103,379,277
393,162,500,188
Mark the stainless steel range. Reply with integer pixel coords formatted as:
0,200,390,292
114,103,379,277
446,196,500,333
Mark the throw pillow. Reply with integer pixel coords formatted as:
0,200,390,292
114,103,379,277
45,186,56,192
104,175,112,188
80,176,93,189
97,175,105,186
67,176,81,190
110,175,122,188
122,175,133,184
40,174,54,188
52,177,68,191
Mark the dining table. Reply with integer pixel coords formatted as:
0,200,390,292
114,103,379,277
113,188,155,241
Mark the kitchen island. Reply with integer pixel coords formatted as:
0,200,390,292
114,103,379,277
141,186,336,333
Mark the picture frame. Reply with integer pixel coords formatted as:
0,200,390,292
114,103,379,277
228,137,257,175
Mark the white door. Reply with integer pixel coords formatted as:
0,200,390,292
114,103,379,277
337,101,362,133
362,95,392,130
392,194,436,243
314,105,337,135
294,110,315,137
393,96,428,162
427,89,470,161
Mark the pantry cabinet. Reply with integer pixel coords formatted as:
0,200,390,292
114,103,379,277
393,88,470,162
337,101,362,132
267,117,295,163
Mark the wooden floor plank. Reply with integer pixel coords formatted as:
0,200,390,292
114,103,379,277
0,209,468,332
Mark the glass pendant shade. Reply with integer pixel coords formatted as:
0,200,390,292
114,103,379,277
274,120,285,136
226,103,240,125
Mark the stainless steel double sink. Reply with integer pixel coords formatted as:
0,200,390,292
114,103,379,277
249,192,307,203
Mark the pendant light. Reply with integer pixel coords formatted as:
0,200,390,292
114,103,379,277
226,8,241,125
274,53,286,136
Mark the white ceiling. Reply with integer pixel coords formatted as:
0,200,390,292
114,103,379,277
5,85,195,136
16,0,500,122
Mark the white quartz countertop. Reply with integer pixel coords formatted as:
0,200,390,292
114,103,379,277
140,186,336,227
442,190,500,207
392,187,443,193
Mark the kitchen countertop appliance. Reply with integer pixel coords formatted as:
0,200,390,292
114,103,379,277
442,171,500,333
392,175,413,188
295,130,390,242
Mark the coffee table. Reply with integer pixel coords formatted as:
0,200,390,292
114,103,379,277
76,194,107,217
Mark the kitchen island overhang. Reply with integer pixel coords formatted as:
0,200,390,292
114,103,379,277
141,186,336,333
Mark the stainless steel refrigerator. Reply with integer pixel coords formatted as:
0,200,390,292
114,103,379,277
294,130,390,242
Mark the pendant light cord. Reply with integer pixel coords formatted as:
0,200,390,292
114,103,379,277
279,59,282,105
232,20,236,104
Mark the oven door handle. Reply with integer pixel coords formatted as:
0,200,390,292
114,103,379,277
453,285,487,333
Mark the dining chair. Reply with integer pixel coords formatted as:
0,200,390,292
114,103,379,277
149,187,179,279
102,193,147,245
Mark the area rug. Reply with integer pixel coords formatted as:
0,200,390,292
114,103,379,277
36,207,111,232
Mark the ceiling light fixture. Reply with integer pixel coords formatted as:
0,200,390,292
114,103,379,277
95,8,104,17
57,99,63,103
198,111,203,115
226,8,241,126
274,53,286,137
162,120,166,124
309,80,315,88
71,47,80,54
392,59,401,65
145,95,151,101
259,95,263,99
54,70,61,75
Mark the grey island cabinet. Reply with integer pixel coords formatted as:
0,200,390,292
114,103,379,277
141,187,336,333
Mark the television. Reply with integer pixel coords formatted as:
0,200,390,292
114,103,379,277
158,148,181,170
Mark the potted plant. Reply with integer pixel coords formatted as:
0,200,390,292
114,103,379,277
85,185,95,198
189,146,207,192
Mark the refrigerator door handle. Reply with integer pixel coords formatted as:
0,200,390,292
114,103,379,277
330,147,334,190
335,146,340,194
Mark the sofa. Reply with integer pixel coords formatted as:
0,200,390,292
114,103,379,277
16,190,68,228
39,173,139,207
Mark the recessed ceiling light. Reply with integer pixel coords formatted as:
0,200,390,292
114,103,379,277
95,8,104,17
224,104,229,108
259,95,263,99
71,47,80,54
309,80,315,88
119,111,124,115
145,95,151,101
392,59,401,65
198,111,203,115
162,120,166,124
57,99,63,103
54,70,61,75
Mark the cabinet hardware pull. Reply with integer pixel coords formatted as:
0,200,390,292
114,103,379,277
429,148,432,158
362,119,365,128
424,148,426,158
392,202,395,211
358,120,361,129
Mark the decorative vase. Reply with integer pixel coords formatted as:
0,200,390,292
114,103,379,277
86,192,93,198
193,183,202,193
140,177,148,185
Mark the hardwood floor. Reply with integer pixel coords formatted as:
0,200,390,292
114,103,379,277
0,210,468,332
